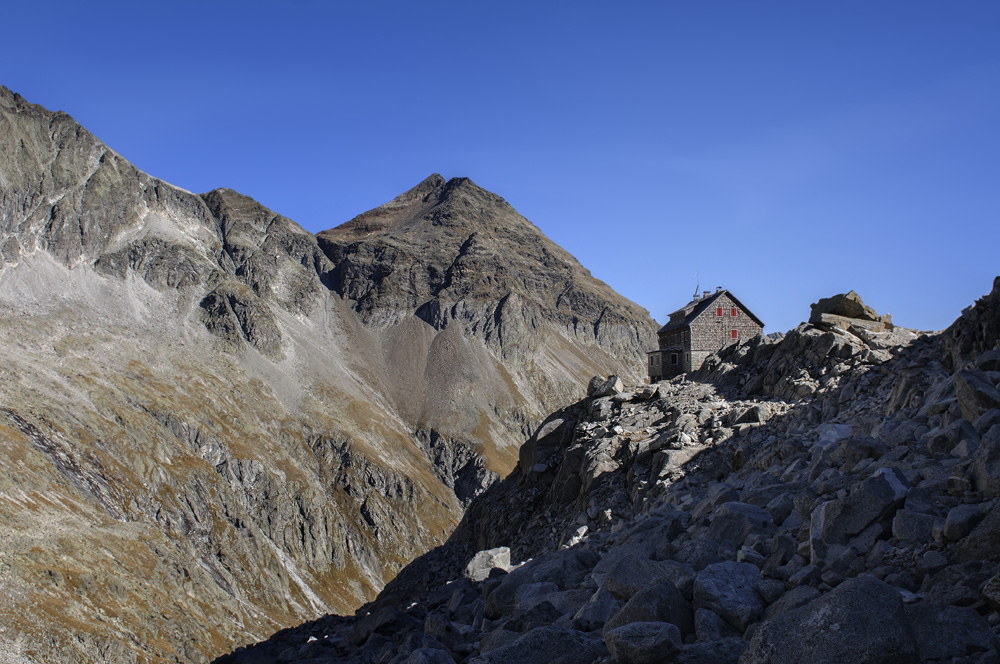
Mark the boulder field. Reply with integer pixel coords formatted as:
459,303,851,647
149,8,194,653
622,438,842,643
220,280,1000,664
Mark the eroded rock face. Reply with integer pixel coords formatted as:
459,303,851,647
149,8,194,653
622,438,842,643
225,279,1000,664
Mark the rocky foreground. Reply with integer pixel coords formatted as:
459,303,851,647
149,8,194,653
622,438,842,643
220,279,1000,663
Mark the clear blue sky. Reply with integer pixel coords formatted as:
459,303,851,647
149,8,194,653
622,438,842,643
3,1,998,333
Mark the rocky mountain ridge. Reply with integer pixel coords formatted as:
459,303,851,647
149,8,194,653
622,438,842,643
0,86,657,662
222,279,1000,664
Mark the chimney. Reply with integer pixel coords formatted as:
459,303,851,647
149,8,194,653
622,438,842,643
703,290,711,298
716,286,723,293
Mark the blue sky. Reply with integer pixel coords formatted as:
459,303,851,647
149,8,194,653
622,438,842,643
3,1,998,333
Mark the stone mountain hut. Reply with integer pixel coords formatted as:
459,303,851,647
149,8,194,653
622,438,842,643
648,287,764,382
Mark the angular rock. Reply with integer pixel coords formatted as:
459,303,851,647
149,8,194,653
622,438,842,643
810,467,909,563
890,509,937,544
603,581,694,638
925,419,978,455
574,587,624,632
905,602,1000,661
603,555,691,602
978,349,1000,372
603,621,682,664
762,585,820,620
955,370,1000,424
401,648,456,664
983,571,1000,611
694,607,739,642
954,502,1000,562
465,547,512,583
971,424,1000,497
705,502,773,547
485,548,598,620
591,375,625,399
976,409,1000,436
692,561,764,633
809,291,883,324
740,575,917,664
944,503,985,542
590,397,615,420
479,629,522,654
471,626,607,664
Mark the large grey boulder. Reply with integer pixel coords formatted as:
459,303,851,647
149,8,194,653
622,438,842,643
693,561,765,633
809,291,884,324
904,602,1000,661
485,548,599,620
925,419,978,455
464,547,512,582
574,587,624,632
944,503,986,542
705,502,773,547
603,581,694,638
890,509,937,544
603,554,692,602
810,467,909,563
954,502,1000,562
739,575,917,664
603,621,682,664
590,375,625,398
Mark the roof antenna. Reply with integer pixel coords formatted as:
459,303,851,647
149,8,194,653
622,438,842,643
693,270,700,300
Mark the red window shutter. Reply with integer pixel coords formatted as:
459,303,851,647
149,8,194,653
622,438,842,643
731,307,738,317
731,329,738,339
716,307,723,317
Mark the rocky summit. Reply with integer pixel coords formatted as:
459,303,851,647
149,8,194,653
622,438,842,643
317,172,656,470
221,280,1000,664
0,87,656,662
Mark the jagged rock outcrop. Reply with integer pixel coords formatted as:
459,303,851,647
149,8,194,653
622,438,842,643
224,280,1000,664
0,86,658,662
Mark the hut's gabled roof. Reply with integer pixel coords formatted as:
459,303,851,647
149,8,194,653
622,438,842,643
657,290,764,335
